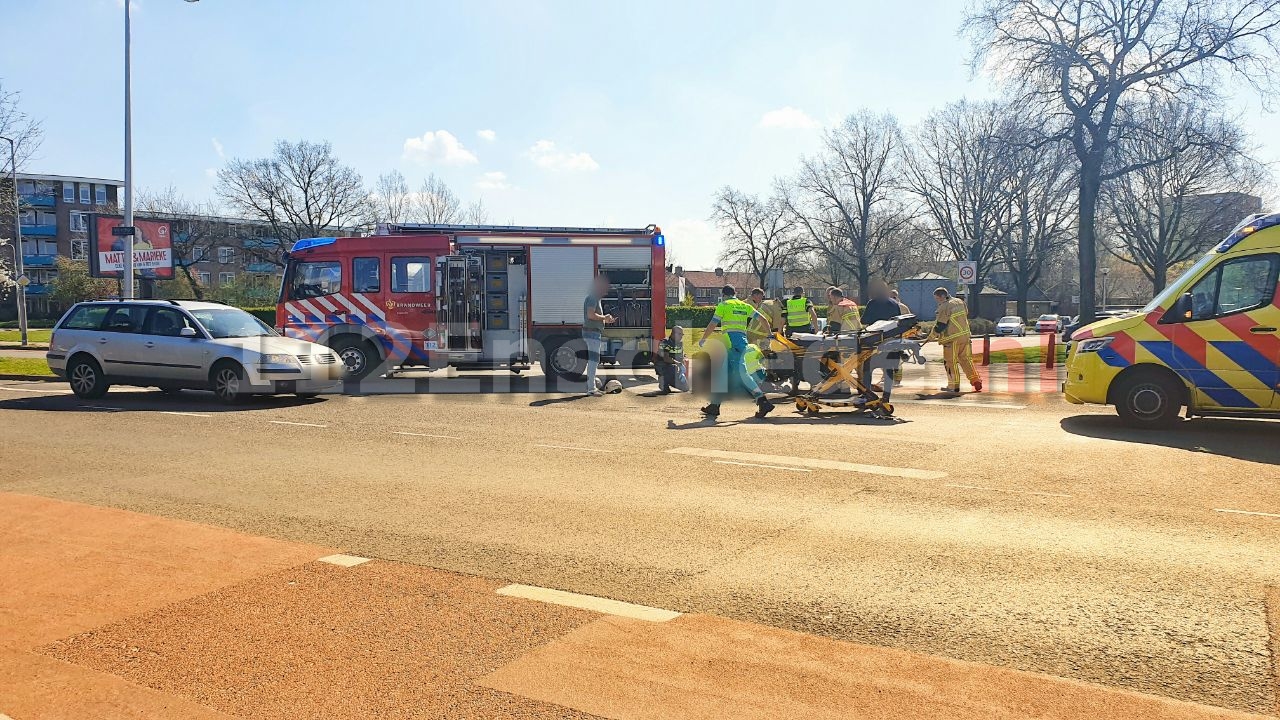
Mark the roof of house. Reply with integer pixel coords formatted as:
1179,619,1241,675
17,172,123,186
676,270,761,290
903,272,952,281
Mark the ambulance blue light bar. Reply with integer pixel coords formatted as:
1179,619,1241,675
1217,212,1280,252
290,237,340,252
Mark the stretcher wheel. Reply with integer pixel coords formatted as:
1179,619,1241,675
794,398,806,413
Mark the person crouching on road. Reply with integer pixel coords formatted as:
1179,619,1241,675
784,286,818,336
824,286,862,335
930,287,983,393
655,326,688,393
698,285,775,420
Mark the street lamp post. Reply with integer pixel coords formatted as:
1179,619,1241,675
1100,266,1111,311
122,0,199,300
1,135,27,346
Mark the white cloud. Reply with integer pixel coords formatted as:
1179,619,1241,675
476,129,496,142
402,130,479,166
759,106,820,130
211,137,225,159
526,139,599,172
475,171,510,191
204,167,217,178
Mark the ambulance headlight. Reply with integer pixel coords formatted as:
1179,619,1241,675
259,353,300,367
1075,337,1115,354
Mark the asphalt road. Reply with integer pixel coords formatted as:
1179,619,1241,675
1,374,1277,714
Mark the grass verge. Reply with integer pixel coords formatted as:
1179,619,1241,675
0,329,53,344
0,357,55,377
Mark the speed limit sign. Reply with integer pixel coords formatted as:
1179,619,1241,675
957,261,977,285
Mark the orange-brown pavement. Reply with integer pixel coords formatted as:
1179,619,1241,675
1,492,1273,719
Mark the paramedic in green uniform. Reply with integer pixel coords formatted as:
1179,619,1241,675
698,285,775,420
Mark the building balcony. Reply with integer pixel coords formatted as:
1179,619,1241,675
22,254,58,268
242,237,279,250
24,283,50,296
19,192,56,208
19,223,56,237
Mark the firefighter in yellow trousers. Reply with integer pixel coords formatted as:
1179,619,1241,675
931,287,983,393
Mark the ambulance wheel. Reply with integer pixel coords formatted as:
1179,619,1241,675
1114,371,1182,429
543,337,587,381
331,336,378,380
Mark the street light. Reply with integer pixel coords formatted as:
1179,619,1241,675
0,135,27,346
1100,266,1111,311
122,0,199,300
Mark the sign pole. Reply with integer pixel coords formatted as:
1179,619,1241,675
122,0,135,300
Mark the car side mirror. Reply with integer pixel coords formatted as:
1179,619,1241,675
179,326,198,338
1164,293,1193,324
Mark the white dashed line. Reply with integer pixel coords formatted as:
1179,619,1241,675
666,447,945,480
497,584,681,622
1214,508,1280,519
160,411,212,418
269,420,328,428
900,399,1027,410
714,460,812,473
946,483,1072,498
534,444,609,453
394,431,462,439
0,385,69,393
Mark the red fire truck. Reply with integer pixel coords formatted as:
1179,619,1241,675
276,224,667,380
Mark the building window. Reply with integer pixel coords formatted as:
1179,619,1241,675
70,239,87,260
69,212,89,233
218,246,235,264
95,186,107,205
17,180,35,196
191,247,208,263
197,271,211,285
63,183,75,202
79,184,90,204
219,272,236,285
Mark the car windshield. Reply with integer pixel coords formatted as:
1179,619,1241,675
1038,315,1056,321
1141,250,1220,314
999,317,1020,323
188,307,277,339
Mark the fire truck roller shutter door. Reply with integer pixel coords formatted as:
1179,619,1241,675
530,246,595,324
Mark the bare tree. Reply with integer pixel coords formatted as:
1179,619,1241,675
904,100,1012,317
711,186,798,289
462,198,489,225
370,170,412,225
1102,98,1265,293
413,174,461,224
783,111,915,302
964,0,1280,322
215,140,368,266
0,81,43,170
995,112,1078,318
137,185,232,299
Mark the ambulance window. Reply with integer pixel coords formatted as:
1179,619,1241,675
289,261,341,299
391,257,432,293
1187,255,1279,319
353,257,380,293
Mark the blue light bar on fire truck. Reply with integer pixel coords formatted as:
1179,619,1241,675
290,237,340,253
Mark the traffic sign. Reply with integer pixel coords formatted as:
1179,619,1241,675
15,273,29,287
111,225,136,237
957,261,977,285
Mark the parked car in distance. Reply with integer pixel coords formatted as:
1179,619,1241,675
995,316,1027,336
46,300,342,404
1060,315,1081,340
1036,314,1063,333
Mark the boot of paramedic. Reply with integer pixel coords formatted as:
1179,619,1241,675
930,287,982,393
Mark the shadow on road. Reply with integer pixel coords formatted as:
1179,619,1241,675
665,411,908,430
0,390,324,414
1060,414,1280,465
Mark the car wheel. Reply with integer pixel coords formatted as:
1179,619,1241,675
68,357,109,399
211,362,246,405
542,337,587,381
1115,372,1182,429
331,337,379,380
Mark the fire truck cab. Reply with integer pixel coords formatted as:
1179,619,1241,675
277,224,667,380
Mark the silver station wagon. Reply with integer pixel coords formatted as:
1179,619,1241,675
46,300,342,403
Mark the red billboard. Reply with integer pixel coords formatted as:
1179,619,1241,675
89,215,175,280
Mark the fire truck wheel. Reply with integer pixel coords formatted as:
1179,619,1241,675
331,336,379,380
542,337,587,381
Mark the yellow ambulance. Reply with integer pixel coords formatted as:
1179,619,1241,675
1064,213,1280,427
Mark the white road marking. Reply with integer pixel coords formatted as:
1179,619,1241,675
394,431,462,439
899,399,1027,410
534,443,609,453
160,411,211,418
317,553,372,567
0,385,70,394
667,447,945,480
496,584,681,622
714,460,812,473
270,420,328,428
1214,508,1280,519
946,483,1072,498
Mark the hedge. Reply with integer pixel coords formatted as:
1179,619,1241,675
243,307,277,324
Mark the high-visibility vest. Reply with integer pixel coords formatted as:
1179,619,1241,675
936,297,971,343
744,344,764,375
714,298,753,334
829,299,860,332
785,297,810,327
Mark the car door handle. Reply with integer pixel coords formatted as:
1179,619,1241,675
98,337,109,344
1250,326,1277,333
144,341,155,348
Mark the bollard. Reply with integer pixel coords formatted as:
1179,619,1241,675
1046,331,1056,370
982,333,991,366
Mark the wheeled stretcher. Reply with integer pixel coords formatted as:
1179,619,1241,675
787,315,926,418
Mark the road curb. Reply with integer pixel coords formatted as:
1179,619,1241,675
0,374,58,382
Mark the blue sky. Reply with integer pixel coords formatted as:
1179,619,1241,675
4,0,1277,269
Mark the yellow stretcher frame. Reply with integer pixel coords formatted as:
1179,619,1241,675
787,325,927,419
